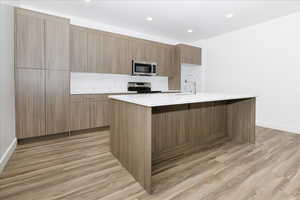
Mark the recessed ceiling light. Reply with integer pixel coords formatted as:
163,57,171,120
187,29,193,33
225,13,234,18
146,17,153,21
85,0,91,2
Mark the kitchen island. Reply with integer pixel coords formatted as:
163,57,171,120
109,93,256,193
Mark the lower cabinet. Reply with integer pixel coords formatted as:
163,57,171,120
15,69,46,139
103,101,112,126
70,101,90,131
46,70,70,135
90,100,111,128
70,95,111,131
15,69,70,139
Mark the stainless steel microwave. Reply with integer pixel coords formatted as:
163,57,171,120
132,60,157,76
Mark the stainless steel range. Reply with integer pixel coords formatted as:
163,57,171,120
127,82,162,93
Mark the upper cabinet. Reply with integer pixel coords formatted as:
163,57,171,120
15,8,70,70
45,16,70,70
129,39,176,77
87,30,103,73
102,33,130,74
162,45,176,77
144,42,158,63
129,39,163,64
129,39,147,62
70,25,88,72
176,44,202,65
169,45,181,90
70,27,131,74
15,9,45,69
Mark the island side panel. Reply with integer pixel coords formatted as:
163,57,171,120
110,100,152,193
190,101,228,146
227,98,256,144
152,104,192,165
152,101,228,165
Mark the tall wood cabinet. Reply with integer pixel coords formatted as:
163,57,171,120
15,69,46,138
15,8,70,139
46,70,70,135
45,18,70,70
15,9,44,69
45,14,70,135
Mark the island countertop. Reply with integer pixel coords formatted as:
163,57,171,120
108,93,256,107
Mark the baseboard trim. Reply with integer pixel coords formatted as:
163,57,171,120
256,122,300,135
0,138,17,173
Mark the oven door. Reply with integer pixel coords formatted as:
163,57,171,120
132,61,153,75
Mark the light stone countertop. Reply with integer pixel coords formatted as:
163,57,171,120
71,91,137,95
109,93,257,107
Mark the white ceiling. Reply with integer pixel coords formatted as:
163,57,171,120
5,0,300,43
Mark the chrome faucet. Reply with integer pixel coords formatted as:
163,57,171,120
192,81,197,94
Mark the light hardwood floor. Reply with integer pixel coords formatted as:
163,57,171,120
1,126,300,200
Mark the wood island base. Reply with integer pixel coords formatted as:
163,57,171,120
110,98,256,194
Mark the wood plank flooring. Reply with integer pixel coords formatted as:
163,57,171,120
1,126,300,200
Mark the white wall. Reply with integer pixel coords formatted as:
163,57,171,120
0,3,17,172
196,12,300,134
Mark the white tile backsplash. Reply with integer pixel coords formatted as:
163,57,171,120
71,72,169,94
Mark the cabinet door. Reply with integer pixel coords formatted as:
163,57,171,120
15,9,44,69
169,47,181,90
129,39,146,62
156,45,165,76
70,101,90,131
103,100,112,126
70,25,87,72
144,42,157,63
192,47,202,65
46,70,70,135
103,34,130,74
158,45,174,76
169,76,180,90
45,18,70,70
15,69,46,138
87,31,103,73
167,46,176,76
90,101,106,128
178,44,201,65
